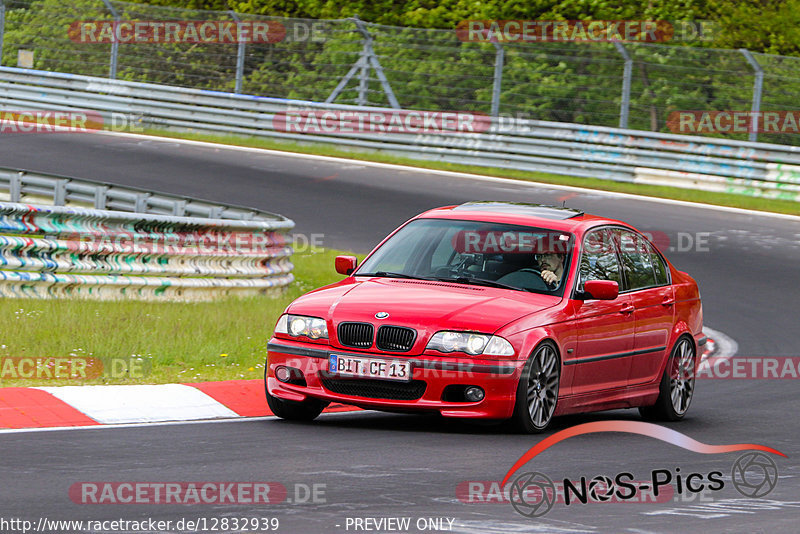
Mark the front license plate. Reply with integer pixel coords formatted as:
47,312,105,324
329,354,411,382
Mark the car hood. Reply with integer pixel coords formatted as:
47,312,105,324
288,277,561,349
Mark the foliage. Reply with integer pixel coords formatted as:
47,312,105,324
4,0,800,143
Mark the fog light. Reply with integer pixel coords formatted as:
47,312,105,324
275,366,291,383
464,386,485,402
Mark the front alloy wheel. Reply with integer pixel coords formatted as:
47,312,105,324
511,341,560,433
640,336,696,421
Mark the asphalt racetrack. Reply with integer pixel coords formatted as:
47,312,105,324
1,132,799,533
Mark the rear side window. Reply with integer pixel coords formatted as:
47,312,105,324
616,229,669,290
651,246,670,286
578,229,621,288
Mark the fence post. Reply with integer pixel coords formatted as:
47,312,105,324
613,41,632,129
353,18,399,108
229,11,246,93
0,0,6,67
325,53,367,104
740,48,763,143
326,17,400,108
357,47,368,105
491,42,504,117
100,0,119,79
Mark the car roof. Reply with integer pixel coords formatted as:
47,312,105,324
415,201,632,234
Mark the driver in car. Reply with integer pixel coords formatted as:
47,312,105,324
539,252,565,287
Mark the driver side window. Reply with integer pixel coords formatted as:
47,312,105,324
579,229,621,289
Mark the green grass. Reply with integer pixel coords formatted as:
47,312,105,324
140,127,800,216
0,247,363,387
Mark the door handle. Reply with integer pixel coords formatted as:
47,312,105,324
662,296,675,306
620,304,635,314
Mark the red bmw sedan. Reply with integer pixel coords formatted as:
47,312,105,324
265,202,703,433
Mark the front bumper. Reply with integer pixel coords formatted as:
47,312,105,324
266,340,524,419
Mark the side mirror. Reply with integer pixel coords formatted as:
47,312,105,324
582,280,619,300
335,255,358,276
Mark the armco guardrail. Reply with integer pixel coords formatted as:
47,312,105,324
2,66,800,202
0,169,295,300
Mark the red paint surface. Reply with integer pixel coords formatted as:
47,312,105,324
187,380,359,416
0,388,99,428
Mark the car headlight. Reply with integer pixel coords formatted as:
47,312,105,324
274,314,328,340
426,331,514,356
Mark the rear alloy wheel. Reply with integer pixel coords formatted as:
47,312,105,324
639,336,696,421
511,341,560,433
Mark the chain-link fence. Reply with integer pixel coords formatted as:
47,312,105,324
2,0,800,145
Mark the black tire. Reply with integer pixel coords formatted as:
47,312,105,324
264,372,328,421
266,389,327,421
639,336,696,422
510,341,561,434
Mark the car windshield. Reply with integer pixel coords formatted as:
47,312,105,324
356,218,574,296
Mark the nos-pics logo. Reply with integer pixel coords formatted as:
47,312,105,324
502,421,783,518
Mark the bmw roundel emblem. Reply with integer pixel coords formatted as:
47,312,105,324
375,312,389,319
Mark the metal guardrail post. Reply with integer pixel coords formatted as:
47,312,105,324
172,200,186,216
54,179,67,206
740,48,764,143
0,0,6,67
614,42,633,130
10,171,22,202
491,42,504,117
101,0,120,79
229,11,246,94
135,193,149,213
94,185,109,209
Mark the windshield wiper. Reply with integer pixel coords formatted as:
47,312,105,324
435,276,531,292
359,271,434,280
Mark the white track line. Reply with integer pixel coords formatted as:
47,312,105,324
93,129,800,222
0,410,371,435
698,327,739,374
35,384,238,424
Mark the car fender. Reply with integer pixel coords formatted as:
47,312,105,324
503,326,568,388
657,321,696,377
